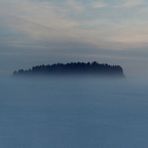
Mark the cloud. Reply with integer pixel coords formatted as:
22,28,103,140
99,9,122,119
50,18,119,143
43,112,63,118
91,1,108,9
122,0,144,8
1,0,148,76
114,0,145,8
0,1,80,42
66,0,85,12
1,0,148,51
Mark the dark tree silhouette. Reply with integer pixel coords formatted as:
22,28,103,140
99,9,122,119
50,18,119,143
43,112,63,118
13,61,124,77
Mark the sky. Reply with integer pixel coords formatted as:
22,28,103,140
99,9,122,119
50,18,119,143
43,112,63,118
0,0,148,77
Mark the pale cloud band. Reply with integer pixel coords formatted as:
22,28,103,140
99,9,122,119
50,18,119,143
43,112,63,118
1,0,148,50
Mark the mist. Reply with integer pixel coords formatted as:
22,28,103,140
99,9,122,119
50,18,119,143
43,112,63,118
0,76,147,148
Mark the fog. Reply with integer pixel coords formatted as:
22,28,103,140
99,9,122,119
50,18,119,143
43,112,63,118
0,76,148,148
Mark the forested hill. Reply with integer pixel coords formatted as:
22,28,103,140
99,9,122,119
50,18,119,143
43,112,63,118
13,61,124,77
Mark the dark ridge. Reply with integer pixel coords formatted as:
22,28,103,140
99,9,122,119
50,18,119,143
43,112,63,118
13,61,125,77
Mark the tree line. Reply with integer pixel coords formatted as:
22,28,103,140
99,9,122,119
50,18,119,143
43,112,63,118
13,61,124,77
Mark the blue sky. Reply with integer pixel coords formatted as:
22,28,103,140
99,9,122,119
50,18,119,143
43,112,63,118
0,0,148,76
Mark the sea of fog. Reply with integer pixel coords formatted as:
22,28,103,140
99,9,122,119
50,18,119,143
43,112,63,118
0,76,148,148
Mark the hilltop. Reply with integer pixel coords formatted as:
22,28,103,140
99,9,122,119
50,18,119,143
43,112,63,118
13,61,125,77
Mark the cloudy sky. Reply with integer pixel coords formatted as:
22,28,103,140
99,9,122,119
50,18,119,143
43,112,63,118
0,0,148,77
